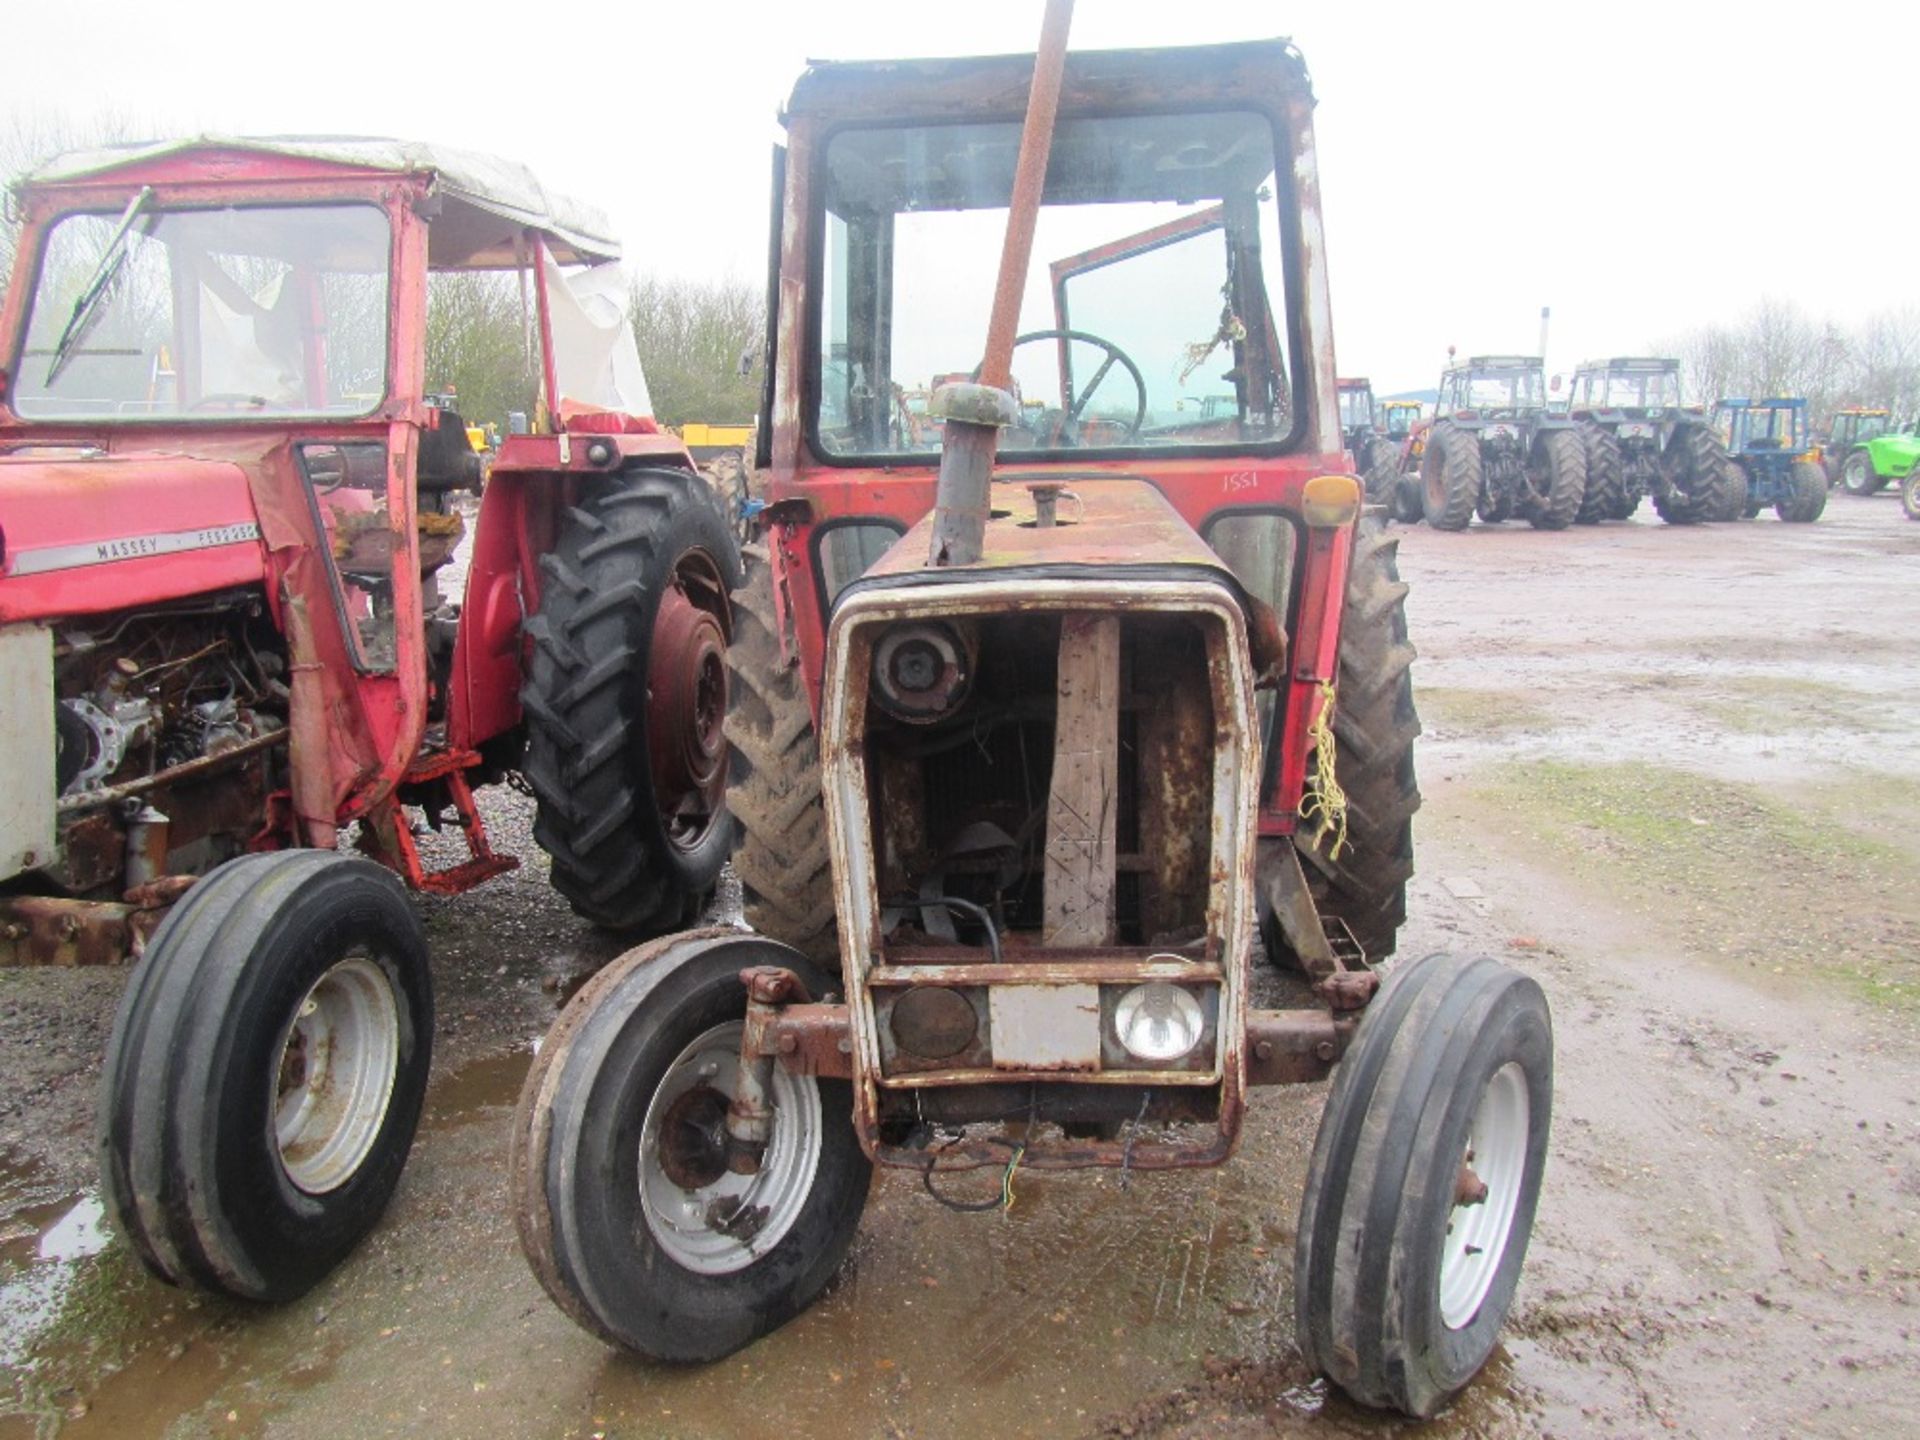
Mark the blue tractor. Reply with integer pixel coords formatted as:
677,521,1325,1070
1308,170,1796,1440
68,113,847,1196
1712,398,1829,522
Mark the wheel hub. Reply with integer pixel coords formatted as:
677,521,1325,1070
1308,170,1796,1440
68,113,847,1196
272,954,400,1196
646,556,729,853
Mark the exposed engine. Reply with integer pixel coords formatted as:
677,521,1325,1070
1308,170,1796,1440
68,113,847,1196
39,589,288,896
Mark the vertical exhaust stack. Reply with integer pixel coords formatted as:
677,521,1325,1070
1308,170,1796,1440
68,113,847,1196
927,0,1075,568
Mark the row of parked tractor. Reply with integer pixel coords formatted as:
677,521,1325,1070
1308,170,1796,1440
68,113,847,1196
1339,355,1920,530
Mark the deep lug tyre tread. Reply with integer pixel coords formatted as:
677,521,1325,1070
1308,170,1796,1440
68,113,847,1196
522,468,742,932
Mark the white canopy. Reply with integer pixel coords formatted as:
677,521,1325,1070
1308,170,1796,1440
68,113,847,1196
19,135,622,269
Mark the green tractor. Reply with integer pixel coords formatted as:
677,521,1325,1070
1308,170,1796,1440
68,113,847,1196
1823,407,1894,495
1834,417,1920,500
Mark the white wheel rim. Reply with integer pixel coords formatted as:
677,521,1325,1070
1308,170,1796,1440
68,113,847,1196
638,1020,822,1276
1439,1061,1530,1330
272,955,401,1195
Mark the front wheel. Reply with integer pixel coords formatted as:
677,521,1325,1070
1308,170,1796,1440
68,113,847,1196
1903,471,1920,521
99,851,433,1302
1840,449,1888,497
512,931,871,1361
1776,460,1829,523
1296,951,1552,1418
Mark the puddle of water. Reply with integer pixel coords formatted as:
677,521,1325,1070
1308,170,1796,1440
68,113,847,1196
424,1047,535,1128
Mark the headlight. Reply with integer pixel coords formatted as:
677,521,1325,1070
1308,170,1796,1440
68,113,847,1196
871,622,974,723
1113,983,1204,1063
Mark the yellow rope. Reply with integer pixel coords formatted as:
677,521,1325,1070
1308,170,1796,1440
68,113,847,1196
1001,1142,1026,1211
1299,680,1350,861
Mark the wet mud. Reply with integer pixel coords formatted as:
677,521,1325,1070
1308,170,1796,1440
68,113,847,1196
0,499,1916,1438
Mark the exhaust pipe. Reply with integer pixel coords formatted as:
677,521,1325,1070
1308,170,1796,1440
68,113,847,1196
927,0,1075,568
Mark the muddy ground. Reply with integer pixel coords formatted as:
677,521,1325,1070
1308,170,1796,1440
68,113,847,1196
2,494,1916,1439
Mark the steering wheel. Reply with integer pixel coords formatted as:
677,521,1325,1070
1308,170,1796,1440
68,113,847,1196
998,329,1149,446
187,392,270,412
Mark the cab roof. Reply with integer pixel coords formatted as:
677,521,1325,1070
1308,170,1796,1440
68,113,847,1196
16,136,620,268
784,38,1311,122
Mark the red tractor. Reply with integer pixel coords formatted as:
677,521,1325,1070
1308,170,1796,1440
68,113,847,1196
510,25,1554,1420
0,140,736,1298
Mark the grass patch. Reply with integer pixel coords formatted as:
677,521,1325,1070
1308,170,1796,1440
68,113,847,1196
1415,686,1556,737
1685,675,1901,737
1476,760,1920,1014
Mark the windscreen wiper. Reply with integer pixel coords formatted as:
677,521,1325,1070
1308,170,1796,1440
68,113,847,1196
44,186,155,388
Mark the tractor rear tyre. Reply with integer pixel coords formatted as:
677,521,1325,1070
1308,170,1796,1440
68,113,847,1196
1575,423,1623,524
1359,437,1400,509
511,931,871,1360
1652,423,1737,524
1420,423,1481,531
723,546,837,963
99,851,433,1302
1522,430,1586,530
1839,449,1888,497
1777,460,1829,522
522,469,743,933
1389,474,1425,524
1901,471,1920,520
1280,515,1420,964
1296,951,1553,1419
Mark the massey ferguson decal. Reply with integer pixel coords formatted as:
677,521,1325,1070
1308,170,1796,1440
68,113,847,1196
7,523,263,577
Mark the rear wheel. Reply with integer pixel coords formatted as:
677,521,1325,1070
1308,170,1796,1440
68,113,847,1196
1776,460,1829,522
1652,422,1737,524
723,546,838,962
1522,430,1586,530
1840,449,1888,497
1296,951,1553,1418
522,469,742,932
1420,423,1481,531
511,932,871,1360
99,851,432,1302
1278,516,1420,964
1359,437,1400,508
1574,422,1623,524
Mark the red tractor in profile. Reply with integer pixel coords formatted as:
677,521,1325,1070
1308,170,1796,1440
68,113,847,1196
0,140,735,1298
510,24,1555,1420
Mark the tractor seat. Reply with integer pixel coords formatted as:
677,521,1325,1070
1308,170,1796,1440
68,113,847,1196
417,407,484,493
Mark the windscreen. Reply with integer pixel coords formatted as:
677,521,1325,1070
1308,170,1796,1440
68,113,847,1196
13,203,391,420
814,110,1297,458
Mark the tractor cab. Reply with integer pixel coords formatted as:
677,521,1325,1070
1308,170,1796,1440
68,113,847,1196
1717,396,1811,456
1436,355,1548,423
1381,398,1423,440
1337,376,1377,437
1827,407,1890,451
1568,357,1687,420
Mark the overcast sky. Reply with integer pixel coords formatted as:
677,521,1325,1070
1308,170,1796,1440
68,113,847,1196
8,0,1916,394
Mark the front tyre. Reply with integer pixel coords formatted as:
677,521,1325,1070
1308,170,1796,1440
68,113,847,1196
1903,471,1920,521
1296,951,1552,1418
1840,448,1888,497
522,468,743,932
98,852,432,1302
512,932,871,1360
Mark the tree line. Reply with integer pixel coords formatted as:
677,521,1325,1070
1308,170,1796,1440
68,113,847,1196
1660,299,1920,427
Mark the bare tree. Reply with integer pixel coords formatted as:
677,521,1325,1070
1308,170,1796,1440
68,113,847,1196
628,273,762,427
1662,299,1920,429
2,109,146,277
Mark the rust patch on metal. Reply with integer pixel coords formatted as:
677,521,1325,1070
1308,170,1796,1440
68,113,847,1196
0,896,135,966
1244,1008,1354,1086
